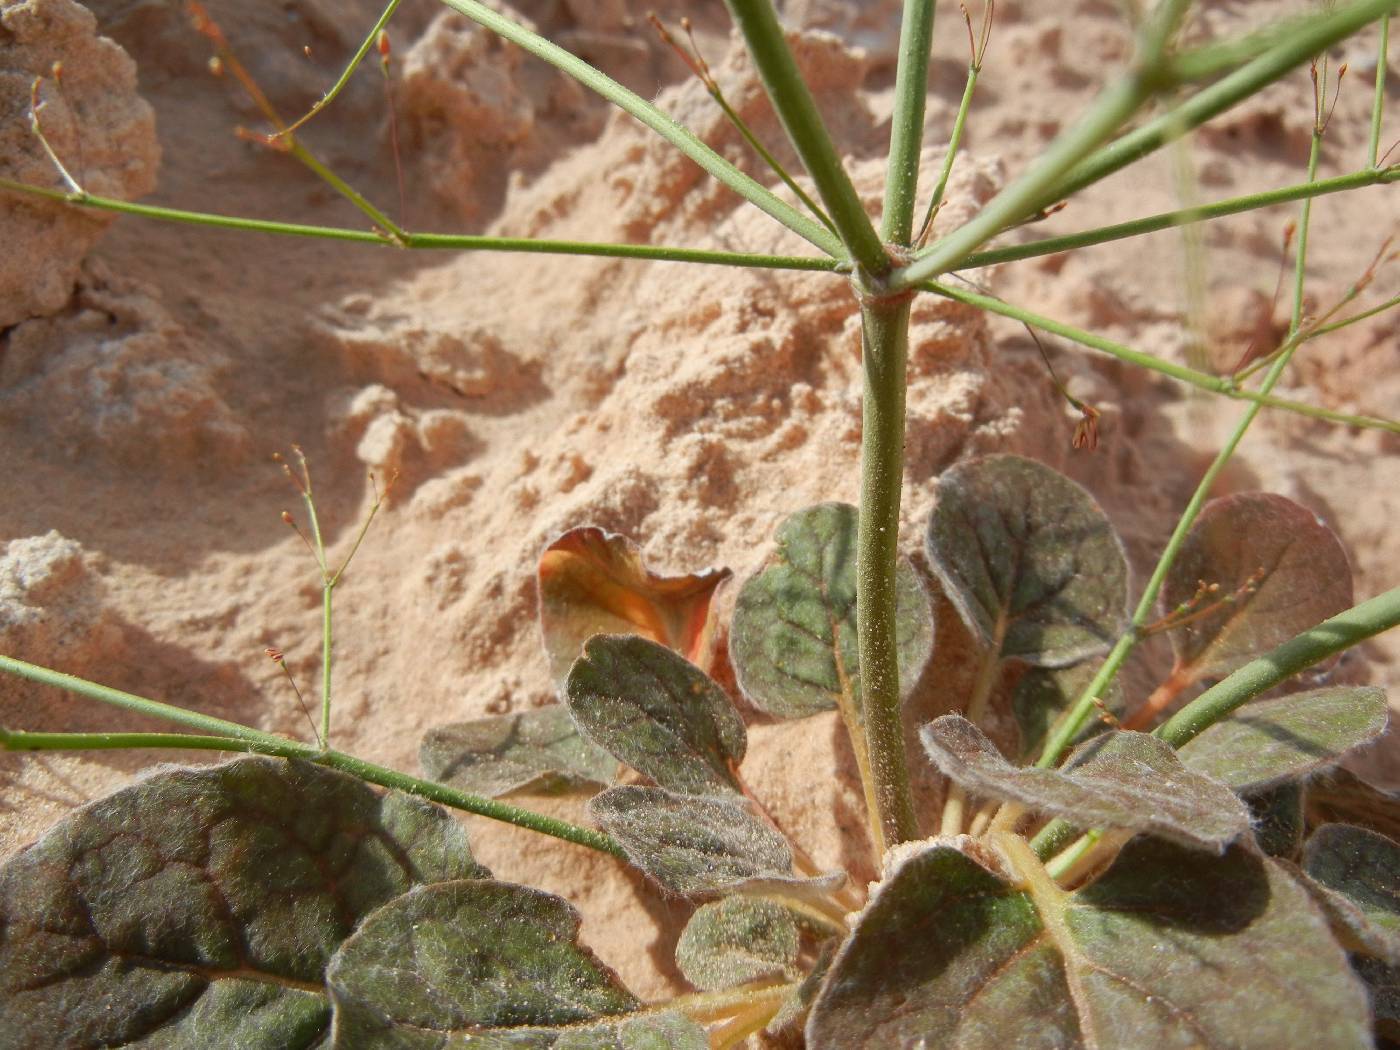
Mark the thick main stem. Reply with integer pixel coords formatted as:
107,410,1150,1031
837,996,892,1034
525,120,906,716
856,299,920,847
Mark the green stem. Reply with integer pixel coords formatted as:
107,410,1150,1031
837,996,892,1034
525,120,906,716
0,179,843,271
1,730,272,754
1044,0,1397,204
321,583,334,750
955,166,1400,269
436,0,844,257
881,0,937,244
724,0,888,275
1308,292,1400,338
1156,584,1400,748
915,63,980,246
276,0,405,139
0,654,625,857
289,140,405,243
920,279,1400,433
1037,128,1326,771
855,298,920,847
1370,15,1391,167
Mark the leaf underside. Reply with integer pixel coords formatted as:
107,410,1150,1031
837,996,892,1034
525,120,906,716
538,525,730,693
326,879,643,1049
420,705,620,798
1161,491,1353,681
807,840,1372,1049
729,502,934,719
920,715,1251,850
1177,686,1389,794
587,786,832,897
1247,783,1306,858
565,634,746,795
675,896,801,991
924,454,1129,667
0,757,486,1050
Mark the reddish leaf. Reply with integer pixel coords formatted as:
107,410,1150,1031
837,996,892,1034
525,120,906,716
538,527,730,692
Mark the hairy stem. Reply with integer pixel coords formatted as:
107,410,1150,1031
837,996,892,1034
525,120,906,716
856,299,920,846
724,0,888,274
881,0,937,244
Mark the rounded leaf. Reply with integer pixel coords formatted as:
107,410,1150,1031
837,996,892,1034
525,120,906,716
565,634,745,794
730,503,934,719
676,897,800,990
924,455,1128,666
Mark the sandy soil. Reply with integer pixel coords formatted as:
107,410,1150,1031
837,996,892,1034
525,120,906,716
2,0,1398,1009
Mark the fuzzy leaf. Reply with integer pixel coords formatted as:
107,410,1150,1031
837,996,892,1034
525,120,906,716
924,454,1128,667
920,715,1250,850
807,839,1371,1049
538,526,729,692
0,757,486,1049
565,635,745,794
729,502,934,719
327,879,639,1049
588,786,834,898
1011,662,1125,761
1301,824,1400,964
420,706,620,798
676,897,800,991
1162,492,1352,681
553,1013,708,1050
1356,956,1400,1040
1178,686,1389,793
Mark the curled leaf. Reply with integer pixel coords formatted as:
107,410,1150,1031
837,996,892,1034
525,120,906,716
327,879,638,1048
587,786,834,898
565,634,745,795
0,757,485,1049
729,502,934,720
924,454,1128,667
420,706,620,798
676,896,801,991
1178,686,1388,793
806,839,1371,1049
920,715,1250,850
539,526,730,692
1161,492,1352,682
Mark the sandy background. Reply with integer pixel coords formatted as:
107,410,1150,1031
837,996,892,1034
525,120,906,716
2,0,1398,1006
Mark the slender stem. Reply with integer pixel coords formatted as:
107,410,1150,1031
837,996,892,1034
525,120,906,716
939,619,1007,835
1157,584,1400,748
664,980,796,1024
915,64,980,246
1039,126,1326,769
712,1000,784,1049
855,299,920,847
321,584,334,749
881,0,937,245
724,0,888,275
710,91,837,235
1,730,269,753
275,0,405,139
0,654,625,857
1370,15,1391,167
0,178,842,270
957,167,1400,269
436,0,843,257
919,279,1400,433
1044,0,1396,204
1308,292,1400,337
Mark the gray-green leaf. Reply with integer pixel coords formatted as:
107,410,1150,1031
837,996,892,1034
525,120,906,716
565,635,745,794
0,757,486,1050
588,786,834,898
327,879,638,1049
920,715,1250,850
420,706,620,798
729,503,934,719
807,839,1371,1049
1178,686,1388,793
924,454,1128,667
1301,824,1400,965
552,1013,708,1050
1162,491,1353,681
676,897,801,991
